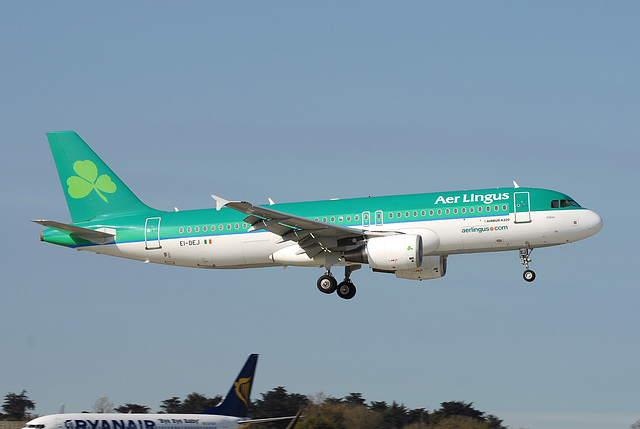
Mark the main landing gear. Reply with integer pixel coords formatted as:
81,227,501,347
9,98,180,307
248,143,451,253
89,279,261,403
519,247,536,282
317,266,359,299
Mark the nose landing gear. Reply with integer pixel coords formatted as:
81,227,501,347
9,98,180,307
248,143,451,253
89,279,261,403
519,247,536,282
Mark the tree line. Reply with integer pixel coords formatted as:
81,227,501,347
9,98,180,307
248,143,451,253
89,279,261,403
2,388,504,428
5,388,640,429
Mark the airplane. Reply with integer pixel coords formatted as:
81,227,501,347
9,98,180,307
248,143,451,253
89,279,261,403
34,131,603,300
21,354,299,429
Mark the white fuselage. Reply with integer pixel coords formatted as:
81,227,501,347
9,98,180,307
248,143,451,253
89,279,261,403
24,413,249,429
81,208,603,271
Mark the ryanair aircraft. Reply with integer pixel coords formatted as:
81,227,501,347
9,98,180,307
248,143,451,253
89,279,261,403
22,355,299,429
35,132,603,299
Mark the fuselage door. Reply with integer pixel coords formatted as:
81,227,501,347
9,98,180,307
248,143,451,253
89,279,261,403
375,210,384,226
145,217,162,249
362,211,371,228
514,192,531,223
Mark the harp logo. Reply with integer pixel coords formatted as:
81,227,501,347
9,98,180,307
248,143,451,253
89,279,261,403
234,377,252,405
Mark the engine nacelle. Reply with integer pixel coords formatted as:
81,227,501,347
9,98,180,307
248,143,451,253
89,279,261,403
344,234,423,271
402,228,440,254
395,255,448,280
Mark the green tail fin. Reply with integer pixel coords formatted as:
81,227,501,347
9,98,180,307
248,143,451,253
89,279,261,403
47,131,157,222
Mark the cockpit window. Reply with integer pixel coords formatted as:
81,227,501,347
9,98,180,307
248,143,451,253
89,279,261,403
561,199,581,208
552,199,581,209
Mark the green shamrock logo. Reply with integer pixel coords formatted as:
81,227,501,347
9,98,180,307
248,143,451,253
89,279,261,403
67,160,117,202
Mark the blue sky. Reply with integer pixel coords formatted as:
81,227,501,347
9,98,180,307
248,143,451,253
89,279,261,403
1,2,638,429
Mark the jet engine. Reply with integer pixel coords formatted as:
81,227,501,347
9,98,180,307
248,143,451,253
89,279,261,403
343,234,423,271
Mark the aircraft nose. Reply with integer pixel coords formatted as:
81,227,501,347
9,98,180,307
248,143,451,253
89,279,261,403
585,210,603,235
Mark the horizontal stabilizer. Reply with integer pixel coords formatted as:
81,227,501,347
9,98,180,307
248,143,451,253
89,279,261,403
32,220,115,244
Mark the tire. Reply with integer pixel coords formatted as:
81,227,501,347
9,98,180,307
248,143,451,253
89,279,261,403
523,269,536,282
317,275,338,294
337,281,356,300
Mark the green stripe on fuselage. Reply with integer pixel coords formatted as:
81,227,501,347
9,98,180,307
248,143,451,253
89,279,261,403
41,187,587,248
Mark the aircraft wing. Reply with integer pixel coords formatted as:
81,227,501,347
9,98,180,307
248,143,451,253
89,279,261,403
212,195,366,257
284,410,303,429
239,410,303,428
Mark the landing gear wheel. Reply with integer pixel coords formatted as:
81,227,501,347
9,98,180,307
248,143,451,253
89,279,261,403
523,269,536,282
519,247,536,282
317,275,338,294
336,281,356,300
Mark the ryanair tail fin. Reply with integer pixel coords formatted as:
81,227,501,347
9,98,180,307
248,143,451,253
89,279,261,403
46,131,156,223
202,354,258,417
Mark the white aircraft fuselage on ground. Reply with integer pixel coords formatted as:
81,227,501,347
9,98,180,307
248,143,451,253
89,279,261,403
22,355,298,429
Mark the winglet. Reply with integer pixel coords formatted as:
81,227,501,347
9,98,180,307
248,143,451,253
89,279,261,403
211,194,231,211
513,181,520,188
